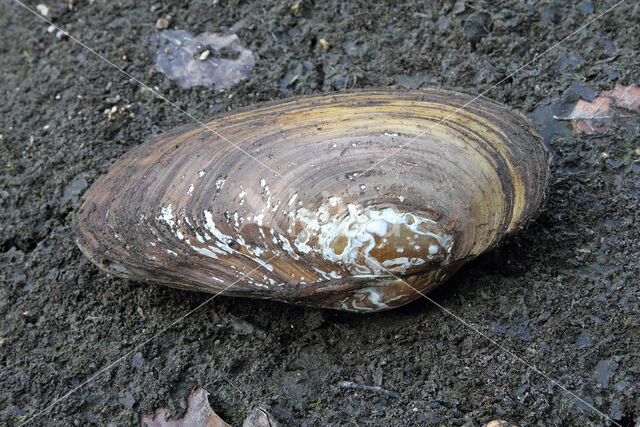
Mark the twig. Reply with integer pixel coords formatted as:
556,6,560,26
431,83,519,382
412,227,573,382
595,54,619,64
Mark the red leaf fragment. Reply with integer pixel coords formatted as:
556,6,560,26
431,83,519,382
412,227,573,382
560,85,640,134
141,388,231,427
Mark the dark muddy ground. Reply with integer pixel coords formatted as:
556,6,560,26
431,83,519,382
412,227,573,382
1,0,639,426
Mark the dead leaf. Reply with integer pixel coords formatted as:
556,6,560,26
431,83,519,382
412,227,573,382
484,421,518,427
555,85,640,134
141,388,231,427
242,407,279,427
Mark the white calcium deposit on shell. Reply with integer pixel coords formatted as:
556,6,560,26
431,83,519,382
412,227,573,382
157,204,175,228
155,203,277,286
294,201,453,276
342,287,392,312
153,192,453,290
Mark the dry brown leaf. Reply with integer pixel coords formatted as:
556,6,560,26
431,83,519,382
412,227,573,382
141,388,231,427
484,421,518,427
242,407,279,427
557,85,640,134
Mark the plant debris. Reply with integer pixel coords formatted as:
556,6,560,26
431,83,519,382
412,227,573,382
141,389,279,427
483,421,518,427
141,388,231,427
242,407,279,427
555,85,640,134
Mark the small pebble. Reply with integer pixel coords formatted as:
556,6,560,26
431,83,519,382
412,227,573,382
47,25,55,33
319,38,329,50
155,18,169,29
36,4,49,16
199,50,210,61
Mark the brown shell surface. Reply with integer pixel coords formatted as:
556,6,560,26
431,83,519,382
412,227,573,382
74,89,550,312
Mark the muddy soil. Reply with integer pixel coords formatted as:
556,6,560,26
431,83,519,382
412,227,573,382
1,0,639,425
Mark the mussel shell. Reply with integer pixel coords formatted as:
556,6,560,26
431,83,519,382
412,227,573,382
74,89,550,312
